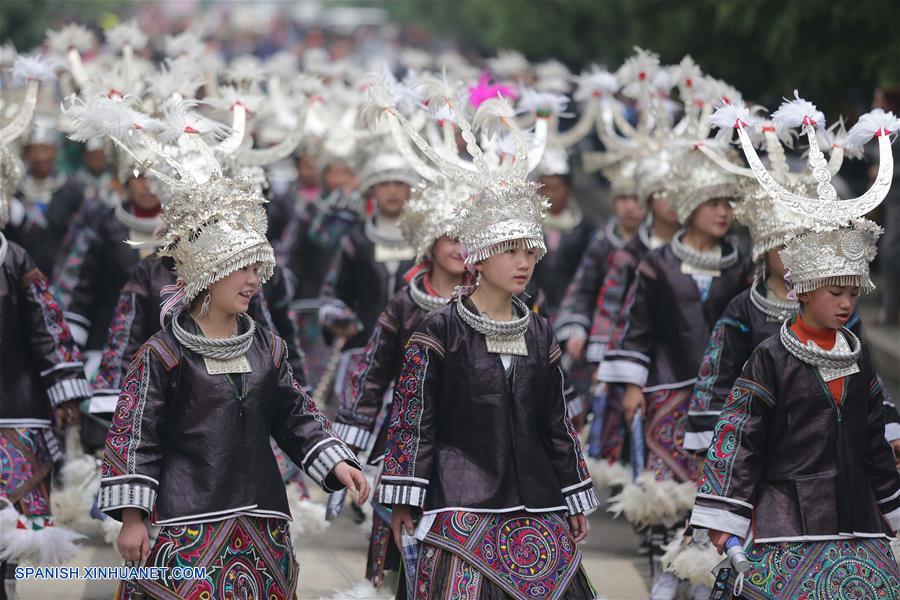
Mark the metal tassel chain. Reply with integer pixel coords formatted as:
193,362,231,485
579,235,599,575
779,320,861,370
456,296,531,340
0,233,8,266
409,273,449,312
749,278,798,321
172,311,256,360
670,231,739,271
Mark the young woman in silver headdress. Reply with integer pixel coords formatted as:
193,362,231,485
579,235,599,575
70,113,370,598
333,176,472,587
381,173,599,599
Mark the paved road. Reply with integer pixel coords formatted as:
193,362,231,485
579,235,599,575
15,489,651,600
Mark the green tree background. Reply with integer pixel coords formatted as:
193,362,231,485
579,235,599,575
383,0,900,117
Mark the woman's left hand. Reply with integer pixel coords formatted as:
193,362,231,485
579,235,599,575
54,400,81,430
334,461,370,504
568,513,590,543
890,440,900,469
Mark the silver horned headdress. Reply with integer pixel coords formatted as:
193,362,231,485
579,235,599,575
362,72,549,265
711,93,898,292
63,95,275,305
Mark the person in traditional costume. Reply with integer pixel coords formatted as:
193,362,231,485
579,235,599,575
334,176,471,587
372,94,599,600
73,106,369,600
684,109,900,458
4,114,85,277
598,141,752,599
0,54,89,600
691,100,900,599
586,150,679,465
320,139,418,407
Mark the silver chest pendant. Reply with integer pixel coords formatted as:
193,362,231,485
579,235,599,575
203,355,252,375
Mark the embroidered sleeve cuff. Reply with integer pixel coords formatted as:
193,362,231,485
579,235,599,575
563,480,600,516
555,322,588,342
597,359,649,387
378,476,428,508
46,377,91,407
302,438,361,492
884,423,900,443
682,430,714,453
64,312,91,347
333,422,372,452
98,477,158,521
690,503,751,538
585,338,608,364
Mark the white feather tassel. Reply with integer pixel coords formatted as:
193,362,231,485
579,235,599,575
573,66,619,102
517,89,569,117
12,54,57,84
46,24,95,55
105,20,148,52
0,503,85,565
159,99,231,145
101,516,123,548
661,531,721,587
286,484,330,544
709,102,755,132
473,97,518,138
62,94,163,143
845,108,899,151
772,90,826,130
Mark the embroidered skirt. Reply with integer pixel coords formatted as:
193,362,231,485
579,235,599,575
726,538,899,599
645,386,703,484
0,427,82,566
407,511,595,600
366,503,400,584
116,515,298,600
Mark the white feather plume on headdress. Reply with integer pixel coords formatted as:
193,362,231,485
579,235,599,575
708,101,756,132
46,24,95,55
11,54,58,84
205,86,264,114
149,57,205,102
105,20,148,52
158,99,231,144
516,89,569,117
62,94,163,143
572,66,618,102
164,31,205,59
772,90,826,129
845,108,899,151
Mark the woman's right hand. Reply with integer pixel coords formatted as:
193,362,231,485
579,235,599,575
622,384,646,424
118,508,150,562
390,504,417,550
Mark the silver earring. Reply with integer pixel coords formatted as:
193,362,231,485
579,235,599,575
199,292,211,317
475,273,482,287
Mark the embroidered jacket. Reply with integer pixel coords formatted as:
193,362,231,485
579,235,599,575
321,220,415,350
585,228,653,365
5,177,85,276
90,256,308,414
554,219,623,354
690,333,900,542
597,239,752,392
0,238,90,427
59,202,148,350
378,297,599,516
685,283,900,452
97,315,360,524
334,283,434,462
533,214,595,318
283,193,361,301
